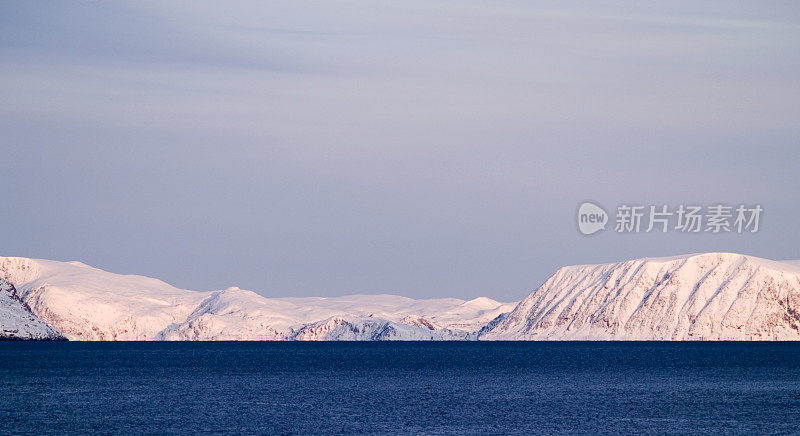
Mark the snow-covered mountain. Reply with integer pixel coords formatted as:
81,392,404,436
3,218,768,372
0,278,64,340
0,257,514,341
481,253,800,341
290,316,467,341
3,253,799,341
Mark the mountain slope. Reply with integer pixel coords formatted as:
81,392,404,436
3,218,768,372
1,257,210,340
0,257,514,341
155,288,513,341
290,316,468,341
4,253,799,341
0,278,64,340
481,253,800,340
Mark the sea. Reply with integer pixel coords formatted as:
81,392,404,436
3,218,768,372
1,341,799,435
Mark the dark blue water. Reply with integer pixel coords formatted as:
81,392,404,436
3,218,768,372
1,342,799,435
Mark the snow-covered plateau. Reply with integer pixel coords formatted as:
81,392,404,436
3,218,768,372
1,252,799,341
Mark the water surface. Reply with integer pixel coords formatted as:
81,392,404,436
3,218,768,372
1,342,799,434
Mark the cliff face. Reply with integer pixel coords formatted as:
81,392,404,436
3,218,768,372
0,278,64,340
481,253,800,341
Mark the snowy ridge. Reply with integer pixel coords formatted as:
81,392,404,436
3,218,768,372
3,253,799,341
0,257,514,341
481,253,800,340
0,278,64,340
0,257,210,340
155,289,511,341
290,316,467,341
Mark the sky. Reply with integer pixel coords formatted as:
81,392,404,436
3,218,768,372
1,1,799,301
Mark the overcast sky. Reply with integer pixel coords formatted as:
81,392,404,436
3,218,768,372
1,1,799,301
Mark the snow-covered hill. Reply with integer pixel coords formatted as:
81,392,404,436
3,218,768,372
290,316,467,341
0,278,64,340
4,253,799,341
481,253,800,340
0,257,514,341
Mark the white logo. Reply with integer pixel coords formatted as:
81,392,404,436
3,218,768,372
577,202,608,235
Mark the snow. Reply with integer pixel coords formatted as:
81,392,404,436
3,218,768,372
481,252,800,341
0,257,514,341
290,316,467,341
0,278,63,340
3,252,799,341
